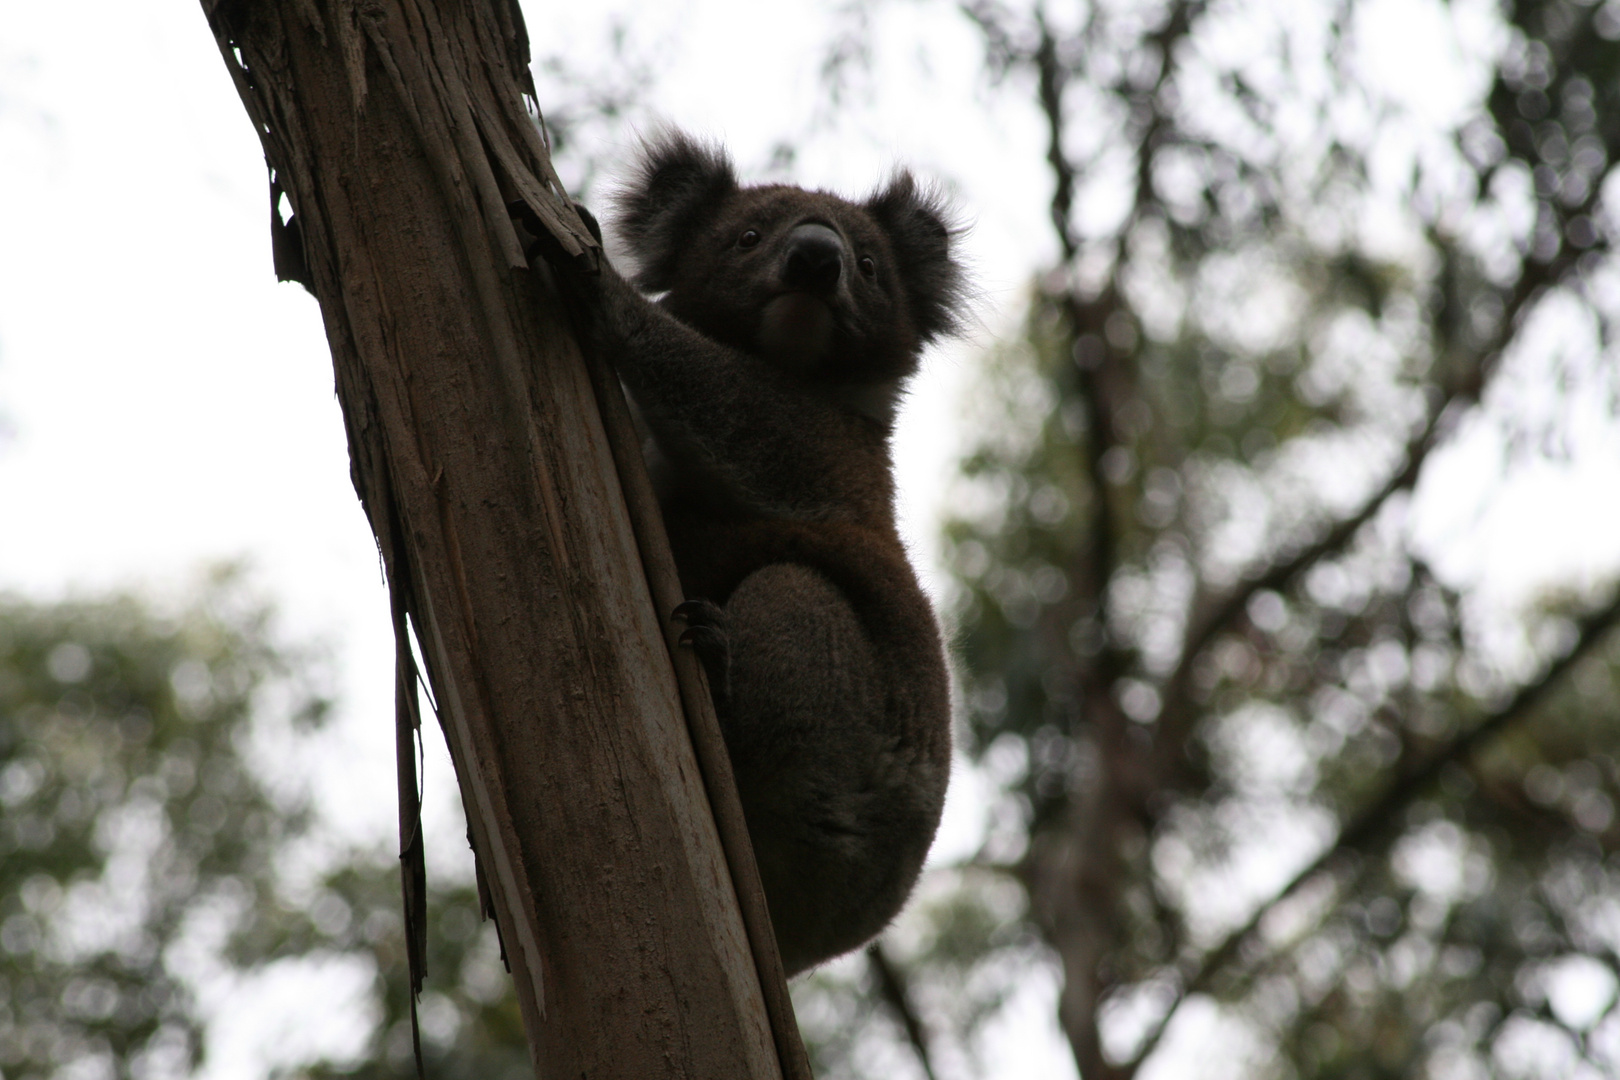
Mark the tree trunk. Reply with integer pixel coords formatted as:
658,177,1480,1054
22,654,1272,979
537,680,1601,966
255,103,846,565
198,1,807,1076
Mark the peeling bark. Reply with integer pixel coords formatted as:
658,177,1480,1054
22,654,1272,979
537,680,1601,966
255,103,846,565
198,1,808,1076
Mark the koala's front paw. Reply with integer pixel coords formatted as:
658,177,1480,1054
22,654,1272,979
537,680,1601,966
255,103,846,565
572,201,604,246
673,598,731,716
507,199,602,268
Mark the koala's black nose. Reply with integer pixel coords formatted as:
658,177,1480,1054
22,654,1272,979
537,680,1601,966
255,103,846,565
782,223,844,295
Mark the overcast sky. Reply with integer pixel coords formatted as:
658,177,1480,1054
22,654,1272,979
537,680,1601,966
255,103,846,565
3,1,1619,1076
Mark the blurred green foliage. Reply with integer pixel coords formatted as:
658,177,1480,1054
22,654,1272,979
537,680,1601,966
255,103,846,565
801,2,1620,1079
0,570,326,1078
0,573,536,1080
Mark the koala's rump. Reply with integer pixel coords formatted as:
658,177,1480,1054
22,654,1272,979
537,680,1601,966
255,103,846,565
722,561,939,970
666,514,952,971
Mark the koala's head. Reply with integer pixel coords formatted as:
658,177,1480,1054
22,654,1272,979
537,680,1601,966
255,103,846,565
612,130,966,386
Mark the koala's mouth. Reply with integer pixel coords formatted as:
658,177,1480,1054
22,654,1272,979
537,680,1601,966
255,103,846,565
758,292,835,369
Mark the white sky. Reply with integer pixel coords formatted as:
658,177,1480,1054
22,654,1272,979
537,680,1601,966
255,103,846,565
1,0,1618,1077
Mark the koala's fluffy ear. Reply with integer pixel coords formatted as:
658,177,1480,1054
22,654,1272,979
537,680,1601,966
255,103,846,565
865,172,966,344
614,130,738,291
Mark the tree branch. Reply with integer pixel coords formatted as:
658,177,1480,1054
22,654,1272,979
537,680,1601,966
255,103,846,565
1057,1,1204,677
866,944,940,1080
1124,588,1620,1076
1020,13,1129,685
1156,397,1448,751
969,4,1207,682
1033,12,1077,262
1156,217,1596,755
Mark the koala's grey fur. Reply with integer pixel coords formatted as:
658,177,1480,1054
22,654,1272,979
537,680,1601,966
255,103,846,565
579,130,963,975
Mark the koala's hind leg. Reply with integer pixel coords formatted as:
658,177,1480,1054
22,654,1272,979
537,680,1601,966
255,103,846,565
717,563,919,974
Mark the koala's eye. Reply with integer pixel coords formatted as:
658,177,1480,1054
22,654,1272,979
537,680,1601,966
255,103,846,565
738,229,761,249
858,256,877,278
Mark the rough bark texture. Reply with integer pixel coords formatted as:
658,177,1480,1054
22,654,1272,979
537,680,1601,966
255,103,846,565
198,1,803,1076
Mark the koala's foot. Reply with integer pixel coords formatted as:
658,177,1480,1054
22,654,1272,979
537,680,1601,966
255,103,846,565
673,598,731,716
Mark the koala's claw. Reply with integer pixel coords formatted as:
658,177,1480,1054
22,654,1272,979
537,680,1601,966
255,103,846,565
672,598,723,623
673,599,731,715
573,201,604,246
507,198,604,270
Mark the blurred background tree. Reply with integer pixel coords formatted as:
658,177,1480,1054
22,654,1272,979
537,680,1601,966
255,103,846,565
796,1,1620,1079
0,571,539,1080
7,1,1620,1078
0,569,336,1078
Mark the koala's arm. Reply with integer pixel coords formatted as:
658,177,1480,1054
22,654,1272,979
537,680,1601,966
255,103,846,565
588,264,886,523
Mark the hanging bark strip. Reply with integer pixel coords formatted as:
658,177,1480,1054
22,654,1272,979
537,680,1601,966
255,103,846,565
198,1,808,1076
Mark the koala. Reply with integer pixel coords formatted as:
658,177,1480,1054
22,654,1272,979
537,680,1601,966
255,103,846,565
566,131,963,976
